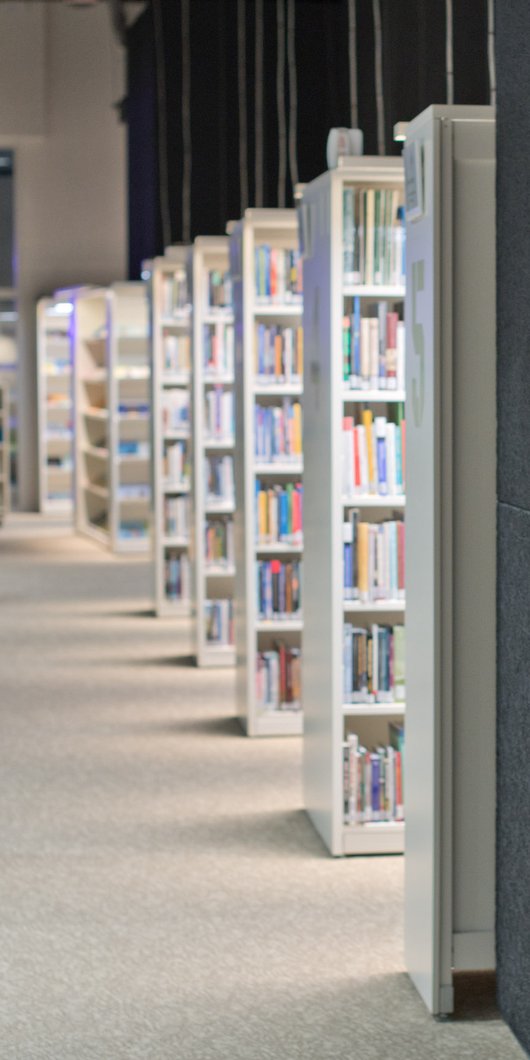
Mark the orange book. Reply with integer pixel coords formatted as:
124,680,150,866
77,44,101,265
357,521,369,600
361,409,375,491
293,402,302,455
275,333,282,377
258,489,267,541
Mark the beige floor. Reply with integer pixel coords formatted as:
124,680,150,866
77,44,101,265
0,515,524,1059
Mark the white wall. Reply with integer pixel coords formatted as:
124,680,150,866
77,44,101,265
0,3,127,509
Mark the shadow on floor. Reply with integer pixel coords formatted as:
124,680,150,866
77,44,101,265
450,972,500,1022
121,714,242,738
175,807,330,860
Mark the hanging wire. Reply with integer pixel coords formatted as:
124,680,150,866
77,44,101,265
446,0,454,104
372,0,385,155
238,0,249,214
181,0,192,243
287,0,299,191
152,0,171,247
276,0,287,207
487,0,496,106
255,0,264,207
348,0,358,129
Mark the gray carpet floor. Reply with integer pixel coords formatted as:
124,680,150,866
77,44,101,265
0,514,524,1059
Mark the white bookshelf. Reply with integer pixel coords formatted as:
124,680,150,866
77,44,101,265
403,106,495,1015
300,158,406,855
0,380,10,522
74,283,150,552
189,236,236,666
37,293,75,514
150,248,192,616
230,208,304,737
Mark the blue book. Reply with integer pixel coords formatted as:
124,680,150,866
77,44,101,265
279,491,288,539
395,422,403,491
371,754,381,821
375,418,387,495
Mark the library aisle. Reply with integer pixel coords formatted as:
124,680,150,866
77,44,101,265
0,516,522,1060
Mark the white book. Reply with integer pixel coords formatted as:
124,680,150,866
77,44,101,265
369,318,379,388
360,318,371,386
357,426,368,493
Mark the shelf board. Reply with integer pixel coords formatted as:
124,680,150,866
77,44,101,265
253,302,303,317
163,481,190,494
255,540,303,555
255,711,303,737
161,372,191,387
343,284,405,299
203,310,234,325
118,493,150,505
342,494,405,508
161,313,190,327
117,453,150,464
254,460,303,475
256,618,303,633
342,821,404,856
117,411,149,422
205,500,235,515
157,598,191,618
115,367,149,381
342,701,405,717
83,371,107,384
115,536,150,553
205,564,236,578
199,645,237,668
254,381,303,396
162,536,190,548
343,389,406,403
163,429,190,441
204,372,234,386
343,599,405,614
204,437,235,450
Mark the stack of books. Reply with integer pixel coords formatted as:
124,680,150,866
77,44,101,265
343,623,405,703
164,496,189,538
203,323,234,376
205,599,234,646
205,455,235,506
254,245,302,303
163,334,190,373
256,644,301,711
165,551,190,602
342,187,406,287
205,519,234,567
204,387,234,442
255,482,303,546
208,269,232,309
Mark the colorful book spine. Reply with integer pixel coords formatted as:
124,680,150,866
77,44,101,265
255,480,303,546
205,599,234,645
257,559,302,619
343,517,405,602
256,642,302,712
343,726,404,825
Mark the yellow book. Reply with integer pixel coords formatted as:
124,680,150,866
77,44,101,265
362,408,375,491
293,402,302,455
357,521,369,600
258,489,267,540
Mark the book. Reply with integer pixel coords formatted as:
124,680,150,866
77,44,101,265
343,517,405,602
343,724,404,825
208,269,232,309
256,642,301,712
205,599,234,645
342,308,405,389
164,550,191,602
204,386,234,442
205,517,234,567
163,333,190,373
342,187,406,287
205,455,235,505
255,480,303,546
257,559,302,620
341,411,406,498
254,400,302,463
203,322,234,377
254,246,302,303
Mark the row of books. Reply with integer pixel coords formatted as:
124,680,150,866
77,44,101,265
118,400,149,416
162,391,189,432
161,271,189,317
342,187,406,287
205,455,235,506
204,388,234,442
254,401,302,463
119,519,149,540
343,516,405,602
342,728,404,825
165,550,191,602
164,440,189,485
256,643,301,712
163,334,190,374
254,324,303,383
342,412,405,497
205,517,234,567
343,623,405,703
255,481,303,546
165,496,189,538
255,246,302,302
203,323,234,377
342,303,405,390
257,560,301,620
208,269,232,310
117,484,150,501
119,440,150,458
205,599,234,646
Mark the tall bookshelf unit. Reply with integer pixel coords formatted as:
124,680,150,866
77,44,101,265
230,209,304,737
0,291,18,507
0,381,10,523
150,249,192,616
75,283,150,552
190,236,236,666
403,106,495,1015
37,294,75,514
300,158,406,855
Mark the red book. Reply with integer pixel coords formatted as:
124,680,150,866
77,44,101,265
353,425,360,489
